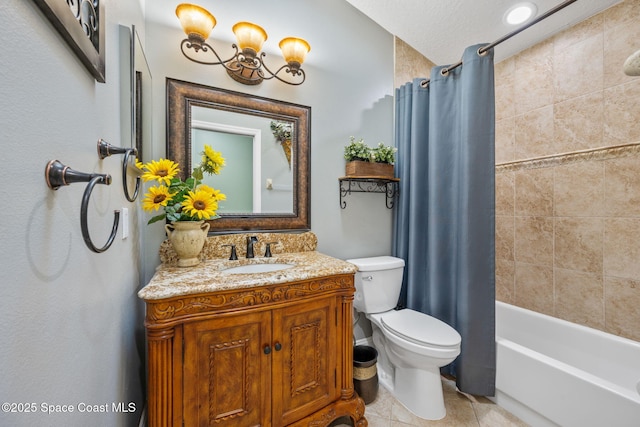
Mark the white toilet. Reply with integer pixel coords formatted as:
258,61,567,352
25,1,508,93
347,256,462,420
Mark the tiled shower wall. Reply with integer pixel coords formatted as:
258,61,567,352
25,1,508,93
394,37,436,90
494,0,640,341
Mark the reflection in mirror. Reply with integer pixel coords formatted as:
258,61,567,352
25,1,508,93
166,78,310,232
119,25,153,200
191,107,294,215
133,26,152,163
192,120,261,213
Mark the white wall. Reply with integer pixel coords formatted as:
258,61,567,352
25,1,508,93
0,1,146,426
143,0,396,280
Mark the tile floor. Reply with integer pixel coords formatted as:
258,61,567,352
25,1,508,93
331,376,529,427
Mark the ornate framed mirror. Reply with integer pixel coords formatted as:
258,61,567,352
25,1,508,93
166,78,310,232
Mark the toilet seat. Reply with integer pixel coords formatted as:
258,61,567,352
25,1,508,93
380,309,461,349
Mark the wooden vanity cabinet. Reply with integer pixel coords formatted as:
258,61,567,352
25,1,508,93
143,274,367,427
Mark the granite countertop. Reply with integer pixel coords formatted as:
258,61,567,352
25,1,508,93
138,251,358,301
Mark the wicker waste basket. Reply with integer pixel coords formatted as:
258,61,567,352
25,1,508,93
353,345,378,404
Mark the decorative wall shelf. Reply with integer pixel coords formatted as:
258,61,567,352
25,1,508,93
339,176,400,209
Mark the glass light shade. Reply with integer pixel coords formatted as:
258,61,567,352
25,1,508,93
232,22,268,52
176,4,216,40
279,37,311,65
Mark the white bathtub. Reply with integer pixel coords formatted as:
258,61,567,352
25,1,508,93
492,301,640,427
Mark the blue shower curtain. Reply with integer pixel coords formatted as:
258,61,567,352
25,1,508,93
393,44,496,396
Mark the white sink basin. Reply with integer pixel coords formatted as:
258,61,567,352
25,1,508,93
222,263,294,274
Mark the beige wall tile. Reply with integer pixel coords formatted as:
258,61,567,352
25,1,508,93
553,33,604,103
495,56,515,85
515,106,555,159
604,218,640,279
604,154,640,217
394,37,435,89
554,218,604,273
604,20,640,88
495,172,514,215
514,216,554,266
553,91,604,153
496,215,514,261
488,0,640,342
554,161,605,217
514,40,554,115
496,259,515,304
515,263,554,315
495,58,515,121
603,0,640,30
515,168,554,216
495,117,515,163
604,79,640,145
552,14,604,52
555,268,604,329
604,276,640,341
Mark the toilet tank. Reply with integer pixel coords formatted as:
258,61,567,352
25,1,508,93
346,256,405,314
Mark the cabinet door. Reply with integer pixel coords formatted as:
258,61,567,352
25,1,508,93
183,311,271,427
272,297,338,425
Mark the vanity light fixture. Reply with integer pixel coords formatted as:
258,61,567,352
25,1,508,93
176,3,311,86
504,2,538,25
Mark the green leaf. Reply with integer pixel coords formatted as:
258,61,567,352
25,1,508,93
147,214,166,225
191,167,203,181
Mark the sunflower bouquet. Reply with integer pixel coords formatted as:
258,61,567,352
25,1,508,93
139,145,226,224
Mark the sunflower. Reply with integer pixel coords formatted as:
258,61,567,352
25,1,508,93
198,184,227,201
141,158,180,185
181,189,219,220
201,145,225,175
142,185,175,212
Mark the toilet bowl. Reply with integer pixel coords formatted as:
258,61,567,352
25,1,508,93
347,256,461,420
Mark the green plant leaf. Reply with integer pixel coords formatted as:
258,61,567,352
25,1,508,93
147,213,166,224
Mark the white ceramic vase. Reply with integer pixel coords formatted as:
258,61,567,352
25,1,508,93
165,220,210,267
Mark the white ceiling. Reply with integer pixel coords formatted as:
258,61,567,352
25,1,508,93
344,0,622,64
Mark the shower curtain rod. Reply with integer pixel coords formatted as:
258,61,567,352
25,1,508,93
421,0,578,86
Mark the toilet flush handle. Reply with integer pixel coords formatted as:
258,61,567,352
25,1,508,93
362,275,373,281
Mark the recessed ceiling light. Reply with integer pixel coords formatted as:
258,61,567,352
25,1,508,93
504,2,537,25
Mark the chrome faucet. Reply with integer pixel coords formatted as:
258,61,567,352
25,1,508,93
246,236,258,258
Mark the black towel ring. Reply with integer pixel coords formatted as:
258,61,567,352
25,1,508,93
97,139,141,202
45,160,120,253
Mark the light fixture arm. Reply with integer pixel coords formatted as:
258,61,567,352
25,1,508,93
181,40,306,86
259,53,306,86
175,4,309,86
179,38,240,67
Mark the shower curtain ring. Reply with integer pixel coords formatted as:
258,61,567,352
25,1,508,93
477,45,489,57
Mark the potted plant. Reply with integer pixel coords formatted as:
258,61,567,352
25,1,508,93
139,144,226,267
344,137,396,178
270,120,293,169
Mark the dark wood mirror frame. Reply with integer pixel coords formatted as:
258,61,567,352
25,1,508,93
166,78,311,232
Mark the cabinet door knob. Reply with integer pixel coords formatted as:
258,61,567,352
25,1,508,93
263,345,272,355
274,342,282,351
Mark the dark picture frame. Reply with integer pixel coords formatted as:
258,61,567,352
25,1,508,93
33,0,106,83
